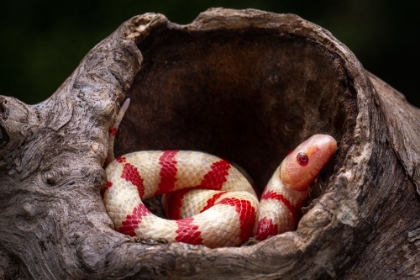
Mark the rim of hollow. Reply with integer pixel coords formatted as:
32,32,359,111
114,8,372,252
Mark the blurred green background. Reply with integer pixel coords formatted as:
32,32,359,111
1,0,418,107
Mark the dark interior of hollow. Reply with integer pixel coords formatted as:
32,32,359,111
116,28,357,194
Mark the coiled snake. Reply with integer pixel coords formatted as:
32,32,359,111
102,99,337,248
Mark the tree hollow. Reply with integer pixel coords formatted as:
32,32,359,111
117,28,356,191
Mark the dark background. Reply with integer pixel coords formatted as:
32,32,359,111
1,0,418,107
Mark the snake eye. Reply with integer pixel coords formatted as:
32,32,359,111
296,152,309,166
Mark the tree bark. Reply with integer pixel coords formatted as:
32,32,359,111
0,8,419,279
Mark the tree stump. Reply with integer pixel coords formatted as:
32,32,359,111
1,8,419,279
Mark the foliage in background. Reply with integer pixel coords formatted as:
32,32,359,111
0,0,418,107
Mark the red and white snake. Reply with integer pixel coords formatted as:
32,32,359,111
102,99,337,248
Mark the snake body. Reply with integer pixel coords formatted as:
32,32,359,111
102,100,337,248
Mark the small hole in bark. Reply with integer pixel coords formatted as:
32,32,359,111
0,102,6,114
0,126,9,146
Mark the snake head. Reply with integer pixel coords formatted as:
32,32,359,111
280,134,337,191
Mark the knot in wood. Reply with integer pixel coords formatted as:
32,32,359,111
42,169,61,185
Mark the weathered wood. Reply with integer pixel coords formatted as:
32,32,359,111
0,8,419,279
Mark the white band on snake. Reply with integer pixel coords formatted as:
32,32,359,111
102,99,337,248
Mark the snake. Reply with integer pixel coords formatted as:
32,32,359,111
102,99,337,248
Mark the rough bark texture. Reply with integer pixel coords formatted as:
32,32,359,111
1,8,419,279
